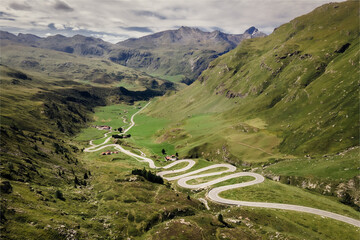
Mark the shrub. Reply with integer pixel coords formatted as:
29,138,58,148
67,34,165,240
131,168,163,184
55,190,65,201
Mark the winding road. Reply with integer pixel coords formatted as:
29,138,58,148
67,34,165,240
84,102,360,227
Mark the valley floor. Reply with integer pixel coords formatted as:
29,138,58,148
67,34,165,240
71,102,360,239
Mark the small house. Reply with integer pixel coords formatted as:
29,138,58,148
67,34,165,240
97,125,111,130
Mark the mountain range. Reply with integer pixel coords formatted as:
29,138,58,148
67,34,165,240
0,26,265,85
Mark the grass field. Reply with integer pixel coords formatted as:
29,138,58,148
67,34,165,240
74,102,146,145
91,104,141,129
126,113,175,156
70,101,360,239
219,179,360,219
264,147,359,181
74,128,108,142
75,101,360,222
186,174,254,186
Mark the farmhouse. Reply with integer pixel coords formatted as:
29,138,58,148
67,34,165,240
96,125,111,130
165,155,177,161
100,150,120,156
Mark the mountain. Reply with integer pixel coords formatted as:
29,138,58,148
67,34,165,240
111,26,266,84
149,1,359,162
0,45,174,92
0,31,113,56
117,26,261,49
141,0,359,210
0,26,266,85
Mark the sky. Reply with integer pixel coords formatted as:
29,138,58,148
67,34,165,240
0,0,344,43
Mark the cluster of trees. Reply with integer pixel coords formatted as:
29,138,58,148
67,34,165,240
131,168,164,184
112,134,131,139
74,171,91,187
161,148,179,157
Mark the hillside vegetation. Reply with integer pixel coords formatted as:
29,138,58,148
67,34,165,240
136,1,360,209
0,44,174,92
0,1,359,239
112,26,265,84
0,48,175,238
0,26,265,85
148,1,359,157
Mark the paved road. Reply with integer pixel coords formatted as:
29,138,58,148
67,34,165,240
123,102,151,133
83,102,360,228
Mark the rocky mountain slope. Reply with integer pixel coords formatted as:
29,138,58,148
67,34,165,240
0,26,265,84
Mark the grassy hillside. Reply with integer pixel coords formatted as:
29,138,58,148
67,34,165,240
147,0,359,157
0,44,174,92
71,102,359,239
126,1,360,208
1,1,359,239
0,59,175,239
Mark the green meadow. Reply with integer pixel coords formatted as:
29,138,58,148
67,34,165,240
219,179,360,219
67,98,360,239
126,113,175,156
74,102,146,144
264,147,359,181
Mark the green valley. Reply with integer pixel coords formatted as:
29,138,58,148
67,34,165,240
1,0,359,239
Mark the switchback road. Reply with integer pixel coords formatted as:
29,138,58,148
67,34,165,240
84,102,360,227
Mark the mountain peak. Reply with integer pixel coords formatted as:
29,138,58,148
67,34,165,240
244,26,258,35
177,26,202,33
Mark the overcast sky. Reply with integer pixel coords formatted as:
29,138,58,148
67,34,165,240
0,0,344,43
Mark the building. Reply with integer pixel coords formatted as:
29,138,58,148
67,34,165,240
96,125,111,130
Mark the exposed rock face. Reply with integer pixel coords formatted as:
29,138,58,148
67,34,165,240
244,26,266,37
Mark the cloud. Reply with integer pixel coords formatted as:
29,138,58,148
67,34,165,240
0,11,15,21
0,0,346,43
133,10,167,20
47,23,56,30
0,17,15,21
0,11,14,17
121,27,153,33
210,26,225,32
48,22,65,30
9,2,32,11
54,1,73,12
